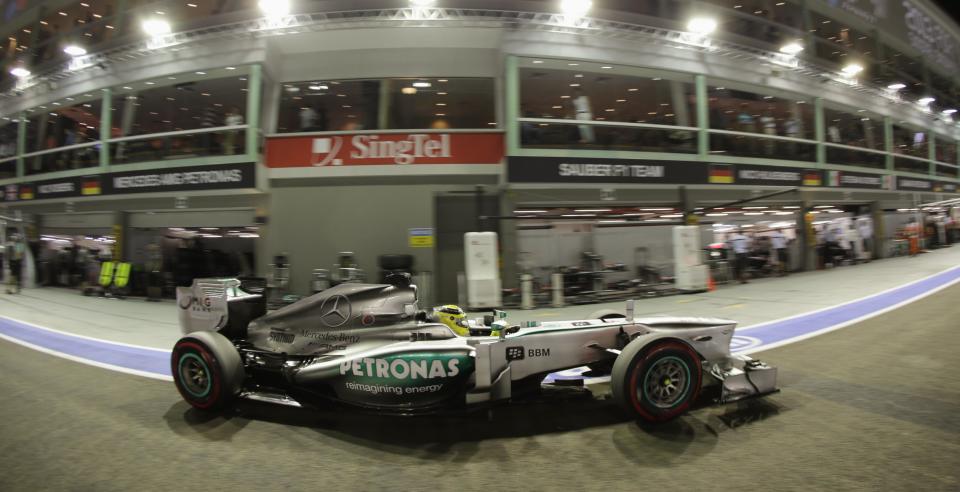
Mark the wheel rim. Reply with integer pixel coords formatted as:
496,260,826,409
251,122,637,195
641,356,690,409
178,352,212,398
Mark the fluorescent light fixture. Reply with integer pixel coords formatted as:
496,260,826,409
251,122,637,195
412,81,431,88
743,206,768,209
887,83,906,90
258,0,290,17
687,17,717,35
841,63,863,76
744,212,765,216
560,0,592,18
599,220,627,224
401,87,417,95
308,84,329,91
574,208,611,212
918,97,935,105
773,211,794,215
942,109,958,115
9,66,30,77
514,210,548,214
706,213,728,217
779,42,804,55
561,214,596,217
141,18,171,36
63,45,87,56
660,214,683,218
640,208,674,211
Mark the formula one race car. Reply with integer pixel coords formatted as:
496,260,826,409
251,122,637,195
172,276,778,422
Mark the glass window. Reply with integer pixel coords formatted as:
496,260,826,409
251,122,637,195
387,78,495,130
892,123,928,159
276,77,495,133
935,136,957,164
823,106,883,150
707,85,813,139
0,119,17,159
24,94,103,153
110,68,251,164
521,65,696,126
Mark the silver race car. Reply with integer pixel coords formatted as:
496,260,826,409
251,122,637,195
172,276,777,422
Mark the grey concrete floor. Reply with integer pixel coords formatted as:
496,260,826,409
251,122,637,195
2,246,959,349
0,282,958,491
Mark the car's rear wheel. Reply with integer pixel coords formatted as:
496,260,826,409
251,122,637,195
611,339,702,422
171,331,244,411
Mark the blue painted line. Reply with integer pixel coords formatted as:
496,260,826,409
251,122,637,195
0,318,171,377
1,264,959,381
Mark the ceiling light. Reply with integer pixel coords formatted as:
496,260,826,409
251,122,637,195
225,66,236,70
779,42,804,55
841,62,863,76
918,97,935,105
308,84,328,91
410,0,436,6
195,71,206,75
687,17,717,35
141,18,171,36
532,60,544,64
942,109,957,115
401,87,417,95
258,0,290,17
9,66,30,77
63,45,87,56
412,81,431,88
574,208,611,212
887,82,906,90
560,0,592,18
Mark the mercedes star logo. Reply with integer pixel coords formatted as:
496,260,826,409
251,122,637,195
319,294,352,327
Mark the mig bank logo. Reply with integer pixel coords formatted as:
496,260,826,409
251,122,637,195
311,136,345,167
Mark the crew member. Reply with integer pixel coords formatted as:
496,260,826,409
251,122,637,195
769,228,789,276
5,233,24,295
728,229,752,284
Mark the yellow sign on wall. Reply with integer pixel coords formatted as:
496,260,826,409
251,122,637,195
409,228,434,248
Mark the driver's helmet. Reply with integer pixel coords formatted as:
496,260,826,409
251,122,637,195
433,305,468,336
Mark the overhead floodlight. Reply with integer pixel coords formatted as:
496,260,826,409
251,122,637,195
258,0,290,17
560,0,592,18
943,109,958,115
687,17,717,35
841,62,863,76
63,45,87,56
887,82,906,90
410,0,436,6
779,42,804,55
918,97,935,105
141,18,171,36
412,81,431,88
9,66,30,78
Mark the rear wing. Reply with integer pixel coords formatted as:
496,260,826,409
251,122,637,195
176,278,264,335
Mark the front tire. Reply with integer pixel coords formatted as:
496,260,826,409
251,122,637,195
171,331,244,411
611,339,702,422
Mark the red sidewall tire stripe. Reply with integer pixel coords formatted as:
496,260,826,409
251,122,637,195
172,340,223,410
627,341,702,422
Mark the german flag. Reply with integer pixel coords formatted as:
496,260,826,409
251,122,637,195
708,165,734,184
802,170,822,187
82,177,102,196
19,185,34,200
933,183,943,193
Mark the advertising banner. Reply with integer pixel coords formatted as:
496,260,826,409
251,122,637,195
265,132,504,167
1,163,256,203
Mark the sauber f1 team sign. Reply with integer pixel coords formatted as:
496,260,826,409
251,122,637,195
265,132,503,167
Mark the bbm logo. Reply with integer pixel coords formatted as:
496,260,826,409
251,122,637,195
506,346,525,361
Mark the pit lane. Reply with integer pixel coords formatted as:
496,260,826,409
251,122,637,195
1,283,957,490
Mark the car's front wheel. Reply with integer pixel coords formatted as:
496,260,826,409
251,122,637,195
611,339,702,422
171,331,244,411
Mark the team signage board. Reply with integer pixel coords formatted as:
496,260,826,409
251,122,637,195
1,162,256,203
265,132,503,167
506,157,959,193
508,157,707,184
825,170,886,190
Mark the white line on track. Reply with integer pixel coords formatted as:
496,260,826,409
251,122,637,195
0,315,171,352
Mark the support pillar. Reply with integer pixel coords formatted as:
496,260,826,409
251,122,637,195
16,112,26,177
695,75,708,157
498,189,518,291
814,97,825,166
99,88,112,169
245,64,262,161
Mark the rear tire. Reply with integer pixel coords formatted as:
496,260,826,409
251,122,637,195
171,331,244,411
611,339,702,422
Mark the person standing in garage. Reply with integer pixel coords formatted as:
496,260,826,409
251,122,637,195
5,232,24,294
728,229,752,284
770,228,789,276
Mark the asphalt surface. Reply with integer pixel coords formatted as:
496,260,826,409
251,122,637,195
1,285,959,491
